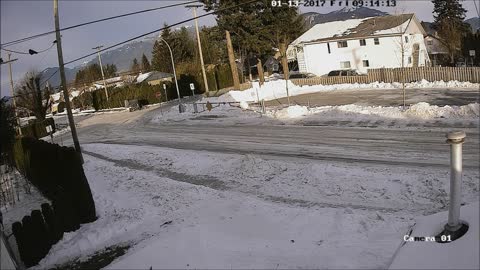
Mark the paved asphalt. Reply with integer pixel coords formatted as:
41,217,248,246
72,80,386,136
265,88,480,107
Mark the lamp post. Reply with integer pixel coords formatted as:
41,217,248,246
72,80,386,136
158,37,183,112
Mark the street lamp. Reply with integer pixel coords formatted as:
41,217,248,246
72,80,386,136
158,37,183,113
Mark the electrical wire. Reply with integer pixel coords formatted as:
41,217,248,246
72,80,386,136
1,1,200,48
1,48,30,55
1,41,56,55
39,0,260,87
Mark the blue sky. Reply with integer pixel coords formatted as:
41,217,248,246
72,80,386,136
1,0,478,97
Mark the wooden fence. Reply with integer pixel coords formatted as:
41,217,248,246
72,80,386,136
291,67,480,86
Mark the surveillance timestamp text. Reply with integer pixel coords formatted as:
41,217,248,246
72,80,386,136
271,0,397,8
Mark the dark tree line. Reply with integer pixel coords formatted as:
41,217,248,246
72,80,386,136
74,63,117,85
131,53,151,73
151,25,196,73
200,0,304,83
431,0,470,65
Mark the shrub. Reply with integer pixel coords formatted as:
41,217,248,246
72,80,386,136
21,215,36,266
41,203,62,244
20,118,55,139
12,221,30,267
13,137,96,226
53,191,80,232
31,210,51,258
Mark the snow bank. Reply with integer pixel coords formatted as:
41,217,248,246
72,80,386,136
389,201,479,269
215,80,480,102
268,103,480,122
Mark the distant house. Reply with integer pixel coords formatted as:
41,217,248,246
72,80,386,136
288,14,430,76
263,56,280,74
136,71,173,86
93,76,125,89
421,22,449,66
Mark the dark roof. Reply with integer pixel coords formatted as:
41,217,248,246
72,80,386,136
144,71,173,82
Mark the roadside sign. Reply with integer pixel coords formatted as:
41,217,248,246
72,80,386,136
469,50,475,57
190,83,195,90
155,92,161,98
46,125,52,133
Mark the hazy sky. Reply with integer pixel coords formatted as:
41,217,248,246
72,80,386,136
1,0,479,97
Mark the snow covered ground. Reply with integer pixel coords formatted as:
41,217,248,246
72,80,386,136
151,101,479,128
390,202,479,269
32,143,478,269
212,80,480,103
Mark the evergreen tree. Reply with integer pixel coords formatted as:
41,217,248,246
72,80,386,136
131,58,141,73
141,54,151,72
0,97,16,165
104,64,117,78
172,27,195,63
152,23,174,73
431,0,470,65
200,0,303,82
200,26,228,65
74,63,115,84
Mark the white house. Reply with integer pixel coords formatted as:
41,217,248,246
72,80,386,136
288,14,431,76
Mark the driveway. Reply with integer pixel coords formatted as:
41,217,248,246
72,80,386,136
265,88,480,107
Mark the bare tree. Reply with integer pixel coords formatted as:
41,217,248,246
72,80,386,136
392,12,414,109
15,72,52,120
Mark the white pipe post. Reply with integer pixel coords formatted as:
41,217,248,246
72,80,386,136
445,130,466,231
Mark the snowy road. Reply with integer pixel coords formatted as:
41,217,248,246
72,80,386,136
65,113,479,169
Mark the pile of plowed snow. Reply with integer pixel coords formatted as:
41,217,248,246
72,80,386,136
215,80,479,102
268,103,480,121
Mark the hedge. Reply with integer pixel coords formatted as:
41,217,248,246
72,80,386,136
12,203,68,267
13,137,96,225
71,64,240,110
20,118,55,139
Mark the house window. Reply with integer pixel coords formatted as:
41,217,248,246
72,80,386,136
337,41,348,48
408,56,412,64
359,39,366,46
374,38,380,45
362,60,370,67
405,36,409,43
427,40,433,45
327,43,331,54
340,61,351,68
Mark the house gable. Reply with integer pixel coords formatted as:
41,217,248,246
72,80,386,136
291,14,416,46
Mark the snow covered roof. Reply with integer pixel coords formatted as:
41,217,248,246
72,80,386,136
136,71,173,83
291,14,417,46
136,72,151,83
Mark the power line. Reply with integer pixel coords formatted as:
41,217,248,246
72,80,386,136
1,41,56,55
40,0,260,87
1,1,200,48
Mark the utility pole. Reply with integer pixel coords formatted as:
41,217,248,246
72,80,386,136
92,45,109,101
226,31,240,90
4,53,22,135
54,0,83,162
186,4,209,94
